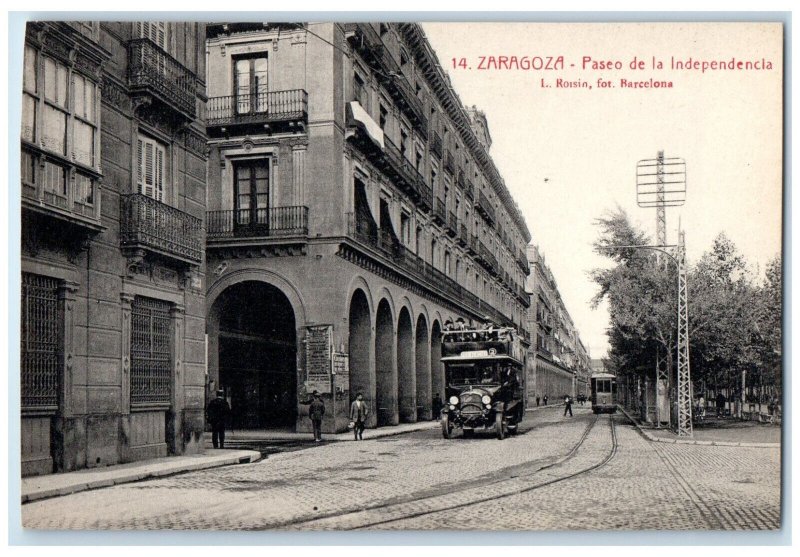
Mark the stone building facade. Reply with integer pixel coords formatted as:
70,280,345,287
203,22,532,434
20,21,208,475
525,244,590,402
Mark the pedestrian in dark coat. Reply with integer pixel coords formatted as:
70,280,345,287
716,392,726,417
563,395,573,417
349,392,369,440
536,395,540,407
309,391,325,442
206,390,230,449
543,395,548,406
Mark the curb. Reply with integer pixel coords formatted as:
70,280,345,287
21,450,261,504
618,406,780,448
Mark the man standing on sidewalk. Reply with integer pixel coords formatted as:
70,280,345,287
563,394,573,417
206,390,230,449
350,392,369,441
309,391,325,442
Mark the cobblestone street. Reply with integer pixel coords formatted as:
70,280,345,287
21,406,781,531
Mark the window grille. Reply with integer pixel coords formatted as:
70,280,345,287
21,273,62,410
130,296,172,407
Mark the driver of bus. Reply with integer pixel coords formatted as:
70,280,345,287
480,369,494,384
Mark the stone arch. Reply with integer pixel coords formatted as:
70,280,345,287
348,288,375,426
415,313,431,420
375,298,397,426
431,319,444,403
397,305,415,423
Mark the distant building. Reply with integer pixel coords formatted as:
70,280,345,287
20,22,208,475
203,23,532,432
525,244,590,401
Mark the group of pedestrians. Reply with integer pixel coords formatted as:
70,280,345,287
204,389,371,447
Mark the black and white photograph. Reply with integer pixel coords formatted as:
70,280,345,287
9,12,786,541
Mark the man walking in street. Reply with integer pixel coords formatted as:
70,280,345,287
716,392,726,418
206,389,230,449
543,395,548,406
536,395,540,407
350,392,369,440
563,394,573,417
309,391,325,442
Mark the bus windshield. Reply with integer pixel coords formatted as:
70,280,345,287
446,363,499,386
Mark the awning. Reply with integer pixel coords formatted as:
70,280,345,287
346,101,384,150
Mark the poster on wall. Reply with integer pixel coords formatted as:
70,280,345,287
305,324,332,394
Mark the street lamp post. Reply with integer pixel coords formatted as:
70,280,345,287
606,230,693,437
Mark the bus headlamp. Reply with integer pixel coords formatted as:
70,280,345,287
449,396,459,405
481,395,491,405
449,404,456,410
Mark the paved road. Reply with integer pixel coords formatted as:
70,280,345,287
21,406,781,531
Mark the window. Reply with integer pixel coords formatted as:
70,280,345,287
379,104,387,130
130,296,172,407
235,55,269,114
22,43,101,216
415,149,423,172
444,250,451,275
234,159,270,225
72,74,97,166
400,213,411,246
22,44,37,142
136,21,167,50
21,273,62,411
354,72,367,107
400,129,408,158
415,226,422,254
136,135,165,202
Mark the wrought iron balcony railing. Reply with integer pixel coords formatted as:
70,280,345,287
458,223,469,246
476,190,495,224
443,150,455,175
343,24,428,135
207,206,309,240
120,193,202,265
464,177,474,201
128,38,196,119
446,211,458,237
433,198,447,224
430,131,443,159
468,233,479,254
207,89,308,128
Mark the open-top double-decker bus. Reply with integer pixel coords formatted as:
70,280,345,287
440,326,525,440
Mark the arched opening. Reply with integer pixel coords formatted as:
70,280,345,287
375,299,397,426
397,307,415,423
415,314,431,420
431,320,444,402
348,289,374,426
210,281,297,430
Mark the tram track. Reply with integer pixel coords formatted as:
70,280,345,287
270,413,619,531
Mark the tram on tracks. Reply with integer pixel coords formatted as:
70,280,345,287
590,372,618,414
440,324,525,439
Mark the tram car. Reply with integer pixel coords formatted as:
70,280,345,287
439,324,525,440
590,373,618,414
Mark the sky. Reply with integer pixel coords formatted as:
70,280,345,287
421,22,784,358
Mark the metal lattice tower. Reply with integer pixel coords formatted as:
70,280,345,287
656,151,667,246
675,230,693,436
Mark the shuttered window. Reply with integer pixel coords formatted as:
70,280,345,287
136,135,165,201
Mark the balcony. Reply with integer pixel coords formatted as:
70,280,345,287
446,211,458,237
477,241,499,273
343,24,428,135
476,190,495,224
207,206,309,242
464,178,474,201
128,38,196,121
443,150,456,175
120,194,202,266
207,90,308,134
430,131,443,159
383,136,423,201
458,224,469,247
457,170,466,190
21,171,103,235
433,198,447,225
468,233,479,255
517,249,529,273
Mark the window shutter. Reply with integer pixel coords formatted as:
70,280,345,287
155,145,163,201
136,138,143,194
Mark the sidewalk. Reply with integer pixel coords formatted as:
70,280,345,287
618,406,780,448
22,420,440,504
